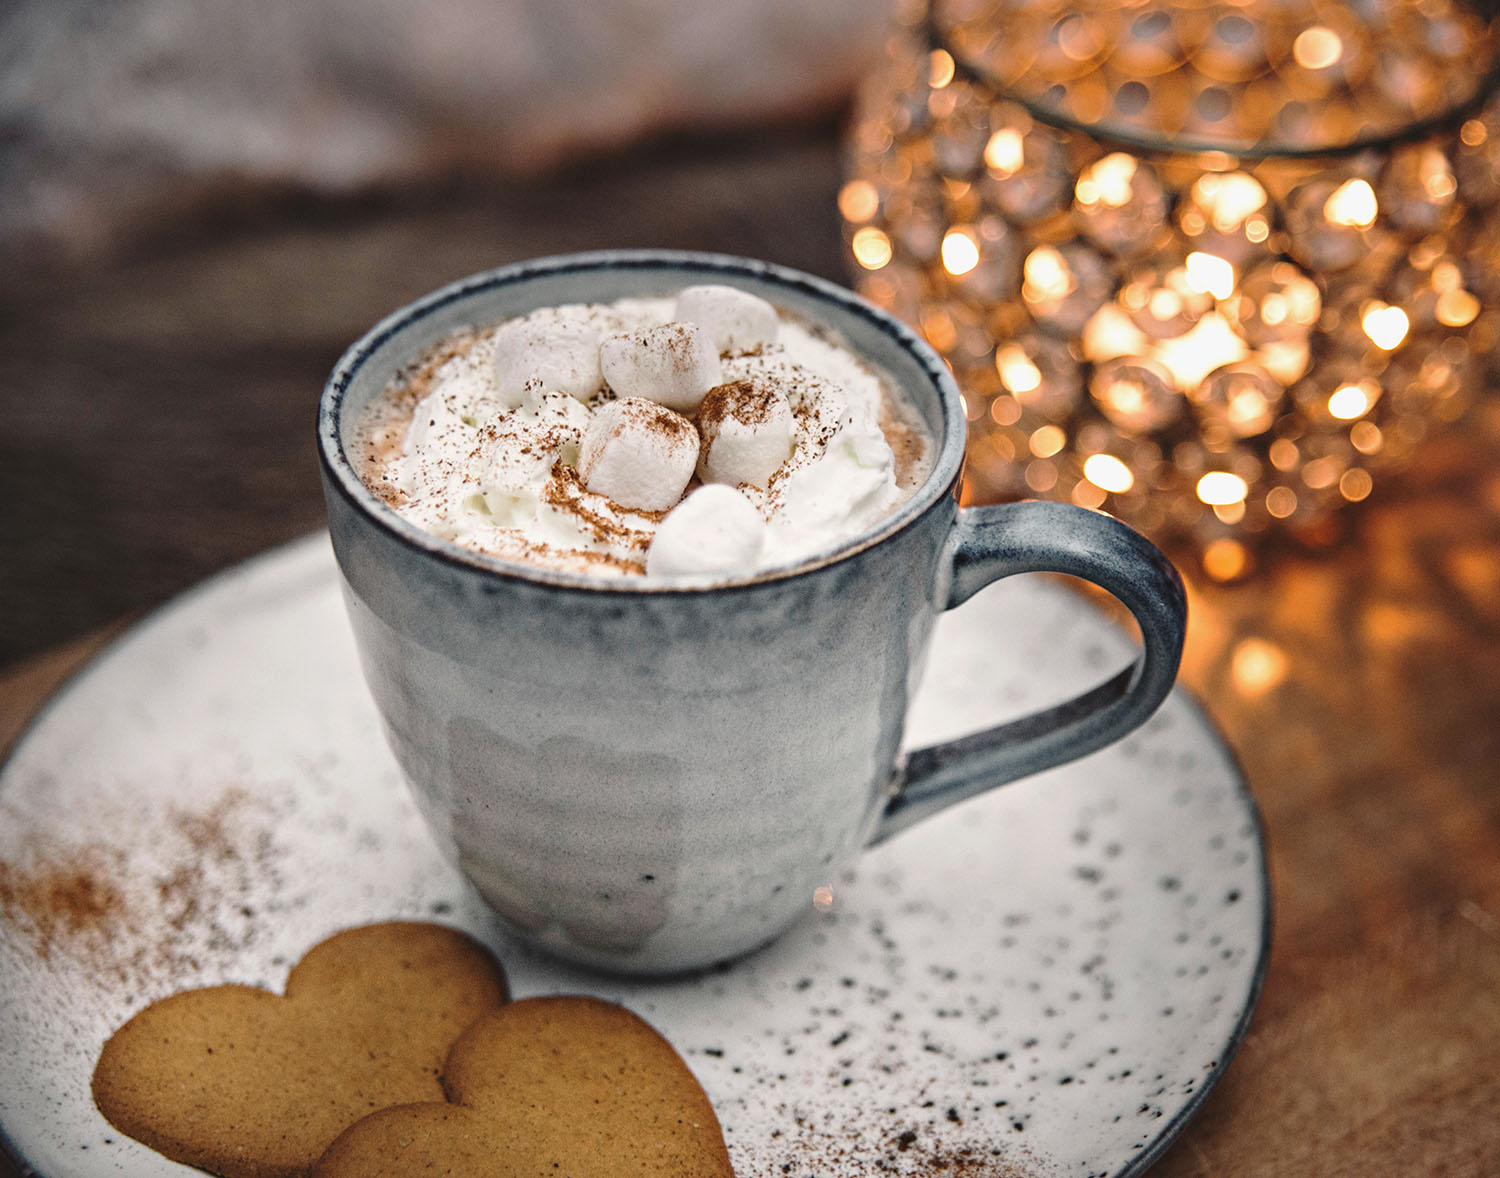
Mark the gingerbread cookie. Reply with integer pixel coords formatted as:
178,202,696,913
311,995,735,1178
92,921,508,1178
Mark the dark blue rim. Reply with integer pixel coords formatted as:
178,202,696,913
317,250,968,595
1111,685,1273,1178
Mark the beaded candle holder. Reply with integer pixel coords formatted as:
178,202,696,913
843,0,1500,578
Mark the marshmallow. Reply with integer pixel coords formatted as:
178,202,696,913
646,485,767,578
674,285,781,355
599,322,722,412
578,397,699,511
493,316,604,407
696,376,796,488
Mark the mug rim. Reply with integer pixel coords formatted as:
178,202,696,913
317,249,968,595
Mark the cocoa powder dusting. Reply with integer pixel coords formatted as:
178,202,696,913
698,377,779,429
544,462,662,544
611,396,696,445
0,788,291,983
354,327,484,507
0,848,125,963
661,321,696,366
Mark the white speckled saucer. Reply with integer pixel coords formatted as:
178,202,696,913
0,535,1268,1178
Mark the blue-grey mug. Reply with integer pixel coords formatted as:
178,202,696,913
317,250,1187,975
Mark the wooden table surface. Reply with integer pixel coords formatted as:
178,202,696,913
3,126,1498,1177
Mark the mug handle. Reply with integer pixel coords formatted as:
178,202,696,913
871,499,1188,845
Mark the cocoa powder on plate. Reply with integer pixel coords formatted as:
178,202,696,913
0,787,286,984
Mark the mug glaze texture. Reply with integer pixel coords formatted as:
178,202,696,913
318,251,1186,974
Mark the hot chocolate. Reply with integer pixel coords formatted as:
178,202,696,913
319,252,1187,973
353,285,932,579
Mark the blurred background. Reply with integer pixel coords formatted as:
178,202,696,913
0,0,895,668
3,0,1499,1174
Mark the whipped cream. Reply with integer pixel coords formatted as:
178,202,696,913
356,291,931,579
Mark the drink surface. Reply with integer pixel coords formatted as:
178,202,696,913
354,286,932,579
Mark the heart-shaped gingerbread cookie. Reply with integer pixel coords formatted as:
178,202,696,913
92,921,509,1178
311,995,734,1178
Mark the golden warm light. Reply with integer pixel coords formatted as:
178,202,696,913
1361,302,1410,350
928,48,955,89
1350,421,1383,454
1023,246,1074,301
1072,480,1108,509
1082,304,1149,362
1420,150,1457,199
921,306,958,351
1197,471,1250,505
1222,380,1277,436
985,128,1025,175
1232,638,1289,695
1253,268,1321,330
1340,468,1374,501
1030,424,1067,458
1202,539,1250,581
1265,486,1298,518
1436,289,1480,327
841,0,1496,577
1185,251,1236,299
1083,453,1135,493
851,227,893,270
941,227,981,276
995,345,1042,394
838,180,880,223
1153,312,1248,390
1191,172,1268,228
1328,382,1376,420
1324,179,1378,228
1093,360,1177,431
1293,26,1344,70
1257,339,1309,385
1076,154,1139,208
990,395,1022,425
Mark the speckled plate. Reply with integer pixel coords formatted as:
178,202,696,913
0,534,1268,1178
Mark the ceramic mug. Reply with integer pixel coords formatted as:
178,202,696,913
317,250,1187,974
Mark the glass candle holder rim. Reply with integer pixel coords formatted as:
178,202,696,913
927,7,1500,161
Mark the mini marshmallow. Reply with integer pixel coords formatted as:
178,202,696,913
696,376,796,488
646,485,767,578
674,285,780,355
493,316,604,407
578,397,699,511
599,322,722,413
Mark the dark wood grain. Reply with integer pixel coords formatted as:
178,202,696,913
1153,419,1500,1177
4,124,1500,1177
